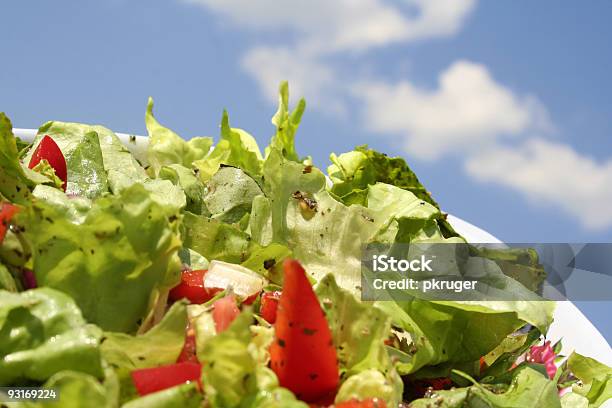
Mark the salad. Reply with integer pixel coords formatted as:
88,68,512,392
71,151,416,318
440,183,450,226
0,82,610,408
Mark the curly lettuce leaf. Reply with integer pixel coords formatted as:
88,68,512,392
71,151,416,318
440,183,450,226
193,111,263,182
145,97,213,176
219,110,263,177
355,145,440,207
0,288,103,385
266,81,306,162
18,184,182,332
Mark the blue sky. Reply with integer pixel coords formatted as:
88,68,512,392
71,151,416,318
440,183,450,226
1,0,611,342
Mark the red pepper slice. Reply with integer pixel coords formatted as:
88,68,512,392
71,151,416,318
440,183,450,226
131,361,202,396
0,203,19,244
260,291,281,324
270,259,339,404
28,135,67,191
212,294,240,333
169,269,213,304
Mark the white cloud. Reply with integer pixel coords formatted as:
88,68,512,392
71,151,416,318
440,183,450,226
241,46,345,113
185,0,476,53
465,139,612,230
355,61,552,159
185,0,477,110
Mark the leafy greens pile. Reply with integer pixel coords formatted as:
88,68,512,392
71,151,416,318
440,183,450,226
0,82,610,408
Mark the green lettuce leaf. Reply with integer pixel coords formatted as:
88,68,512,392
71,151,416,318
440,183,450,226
240,243,292,285
18,184,182,332
327,150,376,205
266,81,306,162
218,111,263,177
250,148,326,246
182,211,253,264
193,111,263,182
16,371,112,408
327,145,452,238
32,185,92,224
178,248,209,271
122,383,202,408
316,274,402,406
560,392,589,408
200,311,258,407
0,288,103,385
0,113,35,204
245,386,308,408
30,159,64,190
568,352,612,407
101,301,188,370
158,164,205,214
24,123,109,198
335,370,399,406
409,366,562,407
188,304,217,362
376,297,550,375
200,310,302,407
202,166,263,223
145,97,213,176
0,263,18,292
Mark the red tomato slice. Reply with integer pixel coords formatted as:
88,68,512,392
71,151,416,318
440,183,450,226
260,291,281,324
333,398,387,408
0,203,19,244
131,362,202,396
28,135,67,191
169,269,212,304
270,259,339,404
212,294,240,333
